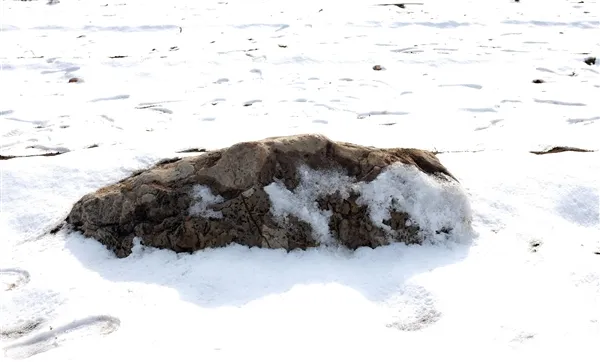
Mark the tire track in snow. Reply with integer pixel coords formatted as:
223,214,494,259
3,315,121,360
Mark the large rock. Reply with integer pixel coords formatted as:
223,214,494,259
66,134,472,258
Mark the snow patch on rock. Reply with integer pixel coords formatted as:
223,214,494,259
265,163,472,246
359,163,472,244
264,166,355,245
189,185,225,219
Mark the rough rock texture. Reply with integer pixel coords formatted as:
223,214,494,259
66,134,467,258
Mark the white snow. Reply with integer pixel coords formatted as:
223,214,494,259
265,163,472,245
265,165,354,245
189,184,225,219
358,163,472,243
1,0,600,361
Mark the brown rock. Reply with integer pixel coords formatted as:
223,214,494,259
66,134,470,258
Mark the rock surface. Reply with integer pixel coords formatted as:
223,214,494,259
66,134,471,258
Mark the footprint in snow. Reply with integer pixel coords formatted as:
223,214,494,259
1,288,64,342
0,268,30,291
3,315,121,360
385,285,441,332
1,319,45,341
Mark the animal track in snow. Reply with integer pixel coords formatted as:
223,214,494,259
3,315,121,360
0,268,30,291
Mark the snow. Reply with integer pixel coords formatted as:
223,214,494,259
1,0,599,361
357,163,472,243
189,185,225,219
265,163,472,245
265,165,353,245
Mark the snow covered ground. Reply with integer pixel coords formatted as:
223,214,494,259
1,0,599,360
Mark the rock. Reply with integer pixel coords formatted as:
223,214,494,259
66,134,472,258
584,56,596,66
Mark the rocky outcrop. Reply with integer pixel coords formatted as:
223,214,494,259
66,134,472,258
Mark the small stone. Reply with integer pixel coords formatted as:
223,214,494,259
532,79,545,84
68,77,82,83
584,56,596,66
373,65,384,71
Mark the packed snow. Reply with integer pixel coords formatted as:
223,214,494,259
1,0,599,361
